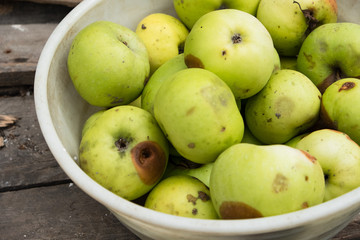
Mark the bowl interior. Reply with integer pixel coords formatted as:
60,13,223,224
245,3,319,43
35,0,360,239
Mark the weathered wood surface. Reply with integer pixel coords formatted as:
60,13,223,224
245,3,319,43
0,0,359,239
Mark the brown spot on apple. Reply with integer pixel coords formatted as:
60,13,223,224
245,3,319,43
188,142,195,148
301,202,309,208
272,173,288,193
185,54,204,68
339,81,356,91
198,191,210,202
187,194,197,205
299,149,317,163
219,201,263,219
130,141,167,185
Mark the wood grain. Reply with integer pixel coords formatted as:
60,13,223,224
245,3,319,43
0,95,69,190
16,0,82,7
0,183,140,240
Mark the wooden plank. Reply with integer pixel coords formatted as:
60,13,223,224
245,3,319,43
0,183,140,239
0,23,58,87
0,95,69,190
0,1,73,24
17,0,82,7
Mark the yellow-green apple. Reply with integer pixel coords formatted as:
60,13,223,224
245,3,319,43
164,156,214,187
173,0,261,29
135,13,189,74
280,56,298,71
210,143,325,219
294,129,360,201
141,53,187,117
320,78,360,145
153,68,244,164
67,21,150,107
81,109,105,137
184,9,275,100
245,69,321,144
256,0,337,57
79,106,169,200
297,23,360,93
145,175,218,219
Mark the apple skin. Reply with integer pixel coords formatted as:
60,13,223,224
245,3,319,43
320,78,360,145
210,143,325,219
297,23,360,93
294,129,360,201
135,13,189,74
81,109,105,138
173,0,261,29
245,69,321,144
164,156,214,188
256,0,337,57
145,175,218,219
184,9,275,99
141,53,188,117
153,68,244,164
79,106,169,201
68,21,150,107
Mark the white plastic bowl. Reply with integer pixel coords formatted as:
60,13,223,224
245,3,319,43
34,0,360,239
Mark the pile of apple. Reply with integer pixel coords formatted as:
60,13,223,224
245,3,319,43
68,0,360,220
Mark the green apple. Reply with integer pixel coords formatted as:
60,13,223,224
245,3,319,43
173,0,261,29
141,53,188,117
145,175,218,219
241,126,263,145
164,156,214,187
68,21,150,107
294,129,360,201
320,78,360,145
154,68,244,164
256,0,337,57
245,69,321,144
135,13,189,74
184,9,275,99
81,109,105,137
297,23,360,93
284,133,309,148
210,143,325,219
280,56,298,71
79,105,169,200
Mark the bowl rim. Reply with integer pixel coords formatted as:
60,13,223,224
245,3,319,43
34,0,360,235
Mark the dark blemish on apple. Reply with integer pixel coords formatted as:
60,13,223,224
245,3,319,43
267,118,272,122
198,191,210,202
221,126,226,132
339,81,356,92
222,50,226,56
186,106,196,116
110,96,124,105
299,149,317,163
219,201,263,219
115,137,133,153
305,175,309,181
272,173,288,193
187,194,197,205
302,202,309,209
231,33,242,44
192,208,198,215
303,52,316,69
188,142,195,148
141,24,146,30
130,141,167,185
185,54,204,68
275,113,281,119
4,49,11,54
